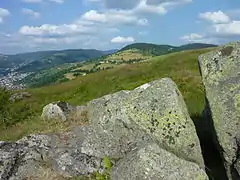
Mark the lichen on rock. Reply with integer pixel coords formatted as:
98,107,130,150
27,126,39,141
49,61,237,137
199,41,240,179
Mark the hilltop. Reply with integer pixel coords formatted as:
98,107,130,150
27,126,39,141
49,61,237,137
120,42,217,54
18,43,217,88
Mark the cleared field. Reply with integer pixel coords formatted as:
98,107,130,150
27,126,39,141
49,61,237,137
65,73,76,80
104,49,152,62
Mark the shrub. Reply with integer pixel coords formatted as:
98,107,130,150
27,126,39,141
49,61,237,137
0,88,34,127
95,156,113,180
0,87,11,125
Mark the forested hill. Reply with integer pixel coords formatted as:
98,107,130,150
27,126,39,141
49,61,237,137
0,49,114,72
120,43,217,56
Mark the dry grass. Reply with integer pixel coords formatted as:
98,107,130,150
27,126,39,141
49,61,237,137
65,73,76,80
104,49,152,62
0,108,89,141
79,63,95,70
25,166,96,180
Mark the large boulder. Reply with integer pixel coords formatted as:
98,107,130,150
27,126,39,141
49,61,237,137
111,143,208,180
199,42,240,179
0,128,104,180
82,78,204,167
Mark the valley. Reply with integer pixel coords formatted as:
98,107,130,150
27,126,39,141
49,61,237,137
0,43,217,89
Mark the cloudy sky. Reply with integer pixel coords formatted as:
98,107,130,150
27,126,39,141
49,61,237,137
0,0,239,54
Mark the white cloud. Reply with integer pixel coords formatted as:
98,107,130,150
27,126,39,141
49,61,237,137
19,24,95,36
180,33,204,42
213,21,240,36
181,10,240,44
135,0,166,15
180,33,217,44
111,36,135,43
199,11,230,24
22,0,43,3
22,0,64,3
49,0,64,4
181,33,203,41
0,8,10,23
82,10,142,25
87,0,102,2
88,0,191,11
82,10,107,23
21,8,40,18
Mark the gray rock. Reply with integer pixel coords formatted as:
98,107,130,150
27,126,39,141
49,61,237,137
111,143,208,180
41,101,80,121
0,135,52,180
199,41,240,179
0,129,104,179
9,92,31,102
50,126,103,177
82,78,204,167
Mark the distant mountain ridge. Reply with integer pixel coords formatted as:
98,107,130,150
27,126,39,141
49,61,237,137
0,43,217,74
0,49,117,73
120,43,217,55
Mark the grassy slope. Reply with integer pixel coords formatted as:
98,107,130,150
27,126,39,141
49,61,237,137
0,48,215,141
103,49,153,61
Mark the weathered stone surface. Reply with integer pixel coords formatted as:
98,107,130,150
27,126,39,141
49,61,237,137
0,129,105,180
83,78,204,167
111,143,208,180
41,101,81,121
0,135,52,180
199,41,240,179
50,126,103,177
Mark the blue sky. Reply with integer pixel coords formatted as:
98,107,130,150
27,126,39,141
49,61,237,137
0,0,239,54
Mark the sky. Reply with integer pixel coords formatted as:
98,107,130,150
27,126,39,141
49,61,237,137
0,0,239,54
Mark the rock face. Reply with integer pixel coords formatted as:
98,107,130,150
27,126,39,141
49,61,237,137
0,135,51,180
199,42,240,179
0,129,103,180
111,143,208,180
1,78,207,179
83,78,204,167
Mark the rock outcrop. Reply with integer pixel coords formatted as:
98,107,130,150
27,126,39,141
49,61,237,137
199,41,240,179
111,143,208,180
83,78,204,167
41,101,87,122
0,77,207,180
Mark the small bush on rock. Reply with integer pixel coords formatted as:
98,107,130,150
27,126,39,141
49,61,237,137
96,156,113,180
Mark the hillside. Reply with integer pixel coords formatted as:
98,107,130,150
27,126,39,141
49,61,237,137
0,49,114,73
177,43,218,51
120,43,217,54
0,47,216,141
120,43,176,56
21,43,217,88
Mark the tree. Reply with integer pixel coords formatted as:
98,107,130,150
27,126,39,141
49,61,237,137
0,87,11,125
